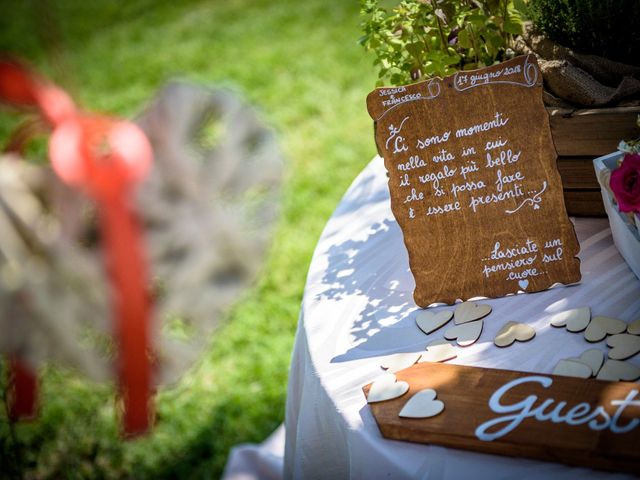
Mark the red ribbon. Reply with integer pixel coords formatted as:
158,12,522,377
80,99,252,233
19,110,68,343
8,356,38,420
0,59,154,436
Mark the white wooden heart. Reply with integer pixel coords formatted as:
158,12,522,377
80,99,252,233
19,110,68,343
444,320,483,347
567,349,604,377
607,333,640,360
398,388,445,419
454,302,491,325
549,307,591,332
584,316,626,343
381,352,422,373
552,359,592,378
627,318,640,335
415,310,453,335
367,373,409,403
494,321,535,347
419,339,457,363
596,359,640,382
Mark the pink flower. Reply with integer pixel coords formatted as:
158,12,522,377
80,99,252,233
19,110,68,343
610,153,640,213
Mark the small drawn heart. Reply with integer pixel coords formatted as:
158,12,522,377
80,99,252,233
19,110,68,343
518,279,529,290
567,349,604,377
607,334,640,360
367,373,409,403
494,321,535,347
596,359,640,382
533,204,540,210
454,302,492,325
627,318,640,335
584,316,626,343
415,310,453,335
399,388,445,419
444,320,483,347
419,340,457,363
552,359,592,378
550,307,591,333
381,352,422,373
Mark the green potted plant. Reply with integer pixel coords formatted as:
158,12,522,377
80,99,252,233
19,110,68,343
359,0,526,86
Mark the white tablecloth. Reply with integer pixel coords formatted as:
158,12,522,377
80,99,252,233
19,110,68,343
283,156,640,479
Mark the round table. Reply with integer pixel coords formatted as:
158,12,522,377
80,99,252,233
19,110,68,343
283,156,640,479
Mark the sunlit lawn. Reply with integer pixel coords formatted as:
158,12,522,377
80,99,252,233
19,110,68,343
0,0,377,477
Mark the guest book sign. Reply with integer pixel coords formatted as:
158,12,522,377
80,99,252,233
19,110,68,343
366,55,581,306
365,362,640,473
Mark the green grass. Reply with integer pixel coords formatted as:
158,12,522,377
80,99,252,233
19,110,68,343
0,0,378,477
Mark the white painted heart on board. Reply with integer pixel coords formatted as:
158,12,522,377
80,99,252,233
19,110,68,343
399,388,445,419
454,302,492,325
367,373,409,403
415,309,453,335
549,307,591,332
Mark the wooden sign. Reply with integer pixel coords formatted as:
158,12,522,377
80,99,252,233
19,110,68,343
364,362,640,473
366,55,581,306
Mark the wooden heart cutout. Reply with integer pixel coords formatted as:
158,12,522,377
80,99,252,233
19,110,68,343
454,302,492,325
596,359,640,382
584,316,626,343
444,320,483,347
420,339,457,363
549,307,591,332
381,352,422,373
399,388,445,419
415,310,453,335
567,348,604,377
627,318,640,335
607,333,640,360
367,373,410,403
493,321,535,347
552,359,592,378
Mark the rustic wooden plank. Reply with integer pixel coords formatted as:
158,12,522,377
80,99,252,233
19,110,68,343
548,107,640,157
563,189,606,217
366,55,581,306
364,362,640,473
554,157,605,216
557,157,600,190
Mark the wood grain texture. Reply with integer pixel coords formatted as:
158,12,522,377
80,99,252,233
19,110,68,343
556,158,604,216
556,157,600,190
548,106,640,157
364,362,640,474
367,55,581,306
563,190,606,217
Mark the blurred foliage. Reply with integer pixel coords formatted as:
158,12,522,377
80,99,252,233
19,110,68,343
359,0,527,86
0,0,378,477
527,0,640,64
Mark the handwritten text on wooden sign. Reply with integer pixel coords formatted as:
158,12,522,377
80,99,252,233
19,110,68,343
367,55,581,306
